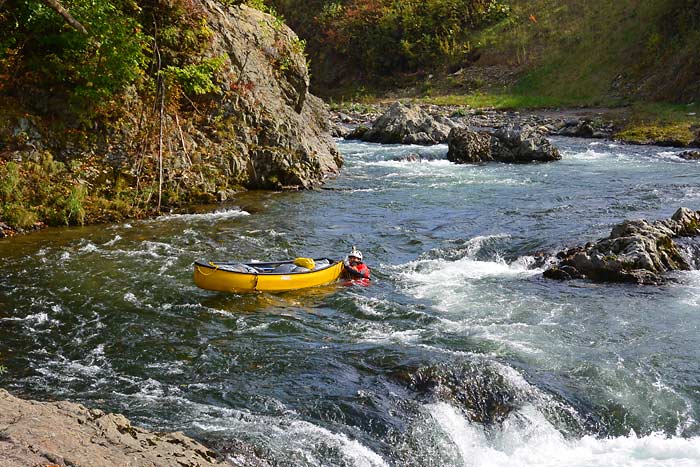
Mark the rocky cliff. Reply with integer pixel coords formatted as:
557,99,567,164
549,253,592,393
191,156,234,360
113,1,342,193
194,2,342,191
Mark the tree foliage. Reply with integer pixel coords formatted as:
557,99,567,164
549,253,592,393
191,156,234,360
269,0,510,77
0,0,224,113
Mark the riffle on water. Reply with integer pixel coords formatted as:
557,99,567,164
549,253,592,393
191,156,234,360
1,137,700,466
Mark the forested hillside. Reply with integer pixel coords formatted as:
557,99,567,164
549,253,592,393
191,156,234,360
269,0,700,104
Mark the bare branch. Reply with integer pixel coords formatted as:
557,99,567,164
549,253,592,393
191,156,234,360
40,0,88,34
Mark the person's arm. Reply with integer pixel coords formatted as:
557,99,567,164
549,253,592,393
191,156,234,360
344,263,369,279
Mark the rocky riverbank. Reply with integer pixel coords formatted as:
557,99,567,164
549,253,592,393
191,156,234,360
331,102,700,148
0,389,270,467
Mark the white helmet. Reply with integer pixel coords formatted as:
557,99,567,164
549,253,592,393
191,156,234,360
349,247,363,261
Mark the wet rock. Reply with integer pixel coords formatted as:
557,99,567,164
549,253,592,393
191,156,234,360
446,128,492,163
544,207,700,284
447,126,561,164
677,150,700,160
395,363,517,425
556,118,614,139
206,439,273,467
359,102,456,145
0,389,251,466
491,125,562,162
543,264,584,281
346,125,370,140
390,152,427,162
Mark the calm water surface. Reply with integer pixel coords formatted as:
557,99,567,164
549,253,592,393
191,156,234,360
2,137,700,466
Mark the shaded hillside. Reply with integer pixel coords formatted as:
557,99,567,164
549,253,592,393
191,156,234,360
269,0,700,104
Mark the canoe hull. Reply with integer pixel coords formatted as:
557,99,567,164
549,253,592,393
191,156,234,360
193,259,344,293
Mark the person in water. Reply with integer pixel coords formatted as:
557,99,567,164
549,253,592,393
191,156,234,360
343,247,370,280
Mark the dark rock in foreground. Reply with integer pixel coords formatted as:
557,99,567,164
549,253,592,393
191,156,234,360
394,363,516,425
0,389,263,467
544,207,700,284
447,126,561,164
353,102,457,145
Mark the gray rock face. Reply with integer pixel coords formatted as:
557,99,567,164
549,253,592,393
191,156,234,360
199,2,341,189
0,389,254,467
447,126,561,164
357,102,456,145
544,207,700,284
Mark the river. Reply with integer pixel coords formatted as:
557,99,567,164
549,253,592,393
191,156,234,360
2,137,700,466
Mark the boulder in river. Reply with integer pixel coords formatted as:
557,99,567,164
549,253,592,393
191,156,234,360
447,125,561,164
677,150,700,160
394,363,517,425
0,389,266,466
355,102,457,145
544,207,700,284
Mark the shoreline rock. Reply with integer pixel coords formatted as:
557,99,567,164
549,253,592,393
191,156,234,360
349,102,457,145
0,389,266,467
544,207,700,284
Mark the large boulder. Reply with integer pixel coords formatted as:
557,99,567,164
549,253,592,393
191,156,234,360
0,389,260,467
446,128,493,163
356,102,456,145
447,126,561,164
544,207,700,284
491,126,561,162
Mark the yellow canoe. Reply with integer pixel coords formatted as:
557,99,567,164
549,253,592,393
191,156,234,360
193,258,344,293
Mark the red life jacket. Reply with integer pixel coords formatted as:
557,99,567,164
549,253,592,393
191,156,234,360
344,262,370,280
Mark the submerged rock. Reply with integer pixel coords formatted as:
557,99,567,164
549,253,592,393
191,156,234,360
394,363,517,425
447,125,561,164
544,207,700,284
0,389,258,466
355,102,457,145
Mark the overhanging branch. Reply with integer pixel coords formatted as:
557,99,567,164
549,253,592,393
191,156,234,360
41,0,88,34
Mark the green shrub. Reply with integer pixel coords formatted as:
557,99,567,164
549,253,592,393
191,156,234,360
161,56,227,96
2,203,38,229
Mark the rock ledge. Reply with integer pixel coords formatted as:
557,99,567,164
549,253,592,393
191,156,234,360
0,389,235,467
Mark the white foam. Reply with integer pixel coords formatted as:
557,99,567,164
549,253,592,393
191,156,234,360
104,235,122,246
79,242,98,252
274,420,389,467
681,271,700,307
123,292,140,305
400,256,538,292
156,208,250,222
192,410,388,467
568,149,608,161
427,402,700,467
